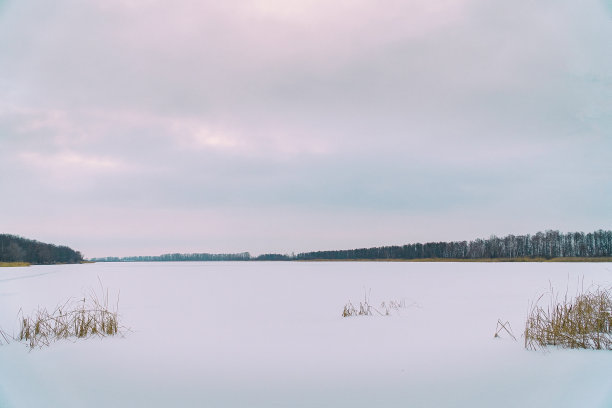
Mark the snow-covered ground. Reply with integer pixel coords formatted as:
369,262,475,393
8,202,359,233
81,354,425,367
1,261,611,407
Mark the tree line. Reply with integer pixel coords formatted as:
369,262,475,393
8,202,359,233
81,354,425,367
295,230,612,260
0,234,83,264
93,253,300,262
96,229,610,262
91,252,251,262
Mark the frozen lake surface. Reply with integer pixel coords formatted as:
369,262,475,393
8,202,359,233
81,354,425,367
1,261,612,407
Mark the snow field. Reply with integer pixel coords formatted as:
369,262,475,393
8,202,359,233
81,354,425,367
1,261,612,407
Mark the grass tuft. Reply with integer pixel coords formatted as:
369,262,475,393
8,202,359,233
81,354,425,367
6,281,125,349
524,283,612,350
342,290,409,317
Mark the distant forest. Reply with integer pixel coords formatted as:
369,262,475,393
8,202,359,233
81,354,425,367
0,234,83,264
91,252,251,262
90,229,612,262
295,230,612,260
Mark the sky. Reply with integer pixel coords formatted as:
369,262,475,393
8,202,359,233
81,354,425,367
1,0,611,258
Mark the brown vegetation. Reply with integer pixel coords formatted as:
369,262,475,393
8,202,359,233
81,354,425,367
0,262,30,267
524,284,612,350
2,283,124,350
342,291,408,317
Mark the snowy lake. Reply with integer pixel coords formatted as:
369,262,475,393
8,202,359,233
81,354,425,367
1,261,612,407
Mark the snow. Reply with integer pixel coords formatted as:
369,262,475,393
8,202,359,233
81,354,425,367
1,261,612,407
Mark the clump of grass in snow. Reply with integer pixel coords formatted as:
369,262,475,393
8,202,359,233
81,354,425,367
8,281,124,350
342,300,374,317
524,283,612,350
342,291,409,317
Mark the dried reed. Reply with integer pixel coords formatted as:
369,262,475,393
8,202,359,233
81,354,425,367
11,282,124,349
342,291,408,317
524,283,612,350
0,327,11,346
494,319,517,341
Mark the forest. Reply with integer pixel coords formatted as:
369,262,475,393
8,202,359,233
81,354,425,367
9,229,609,264
0,234,83,264
92,253,299,262
92,252,251,262
91,229,612,262
295,230,612,260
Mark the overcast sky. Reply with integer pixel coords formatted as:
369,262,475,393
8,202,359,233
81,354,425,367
1,0,611,258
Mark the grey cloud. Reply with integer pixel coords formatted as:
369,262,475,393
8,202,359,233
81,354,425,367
0,0,610,256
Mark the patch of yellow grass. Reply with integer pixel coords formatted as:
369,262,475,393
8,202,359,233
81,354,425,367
0,262,30,267
525,284,612,350
1,280,125,350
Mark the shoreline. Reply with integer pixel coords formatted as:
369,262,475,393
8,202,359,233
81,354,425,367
85,257,612,263
0,262,31,267
297,257,612,263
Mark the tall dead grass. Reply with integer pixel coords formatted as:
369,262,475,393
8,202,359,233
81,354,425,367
0,326,11,346
2,282,124,349
524,283,612,350
342,291,409,317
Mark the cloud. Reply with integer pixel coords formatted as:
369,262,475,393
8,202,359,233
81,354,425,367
0,0,610,256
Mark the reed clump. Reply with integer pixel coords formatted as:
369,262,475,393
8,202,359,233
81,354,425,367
342,300,373,317
524,284,612,350
342,291,408,317
15,285,123,349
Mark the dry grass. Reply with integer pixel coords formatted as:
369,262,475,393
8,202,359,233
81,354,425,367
3,282,125,350
0,262,30,267
494,319,517,341
342,301,373,317
0,327,11,346
342,291,409,317
524,283,612,350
